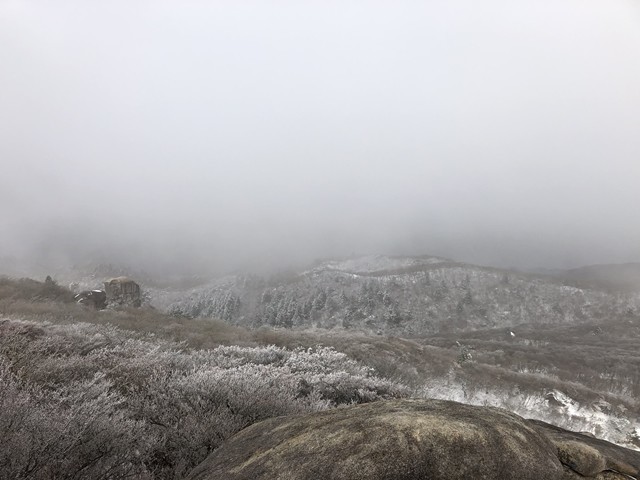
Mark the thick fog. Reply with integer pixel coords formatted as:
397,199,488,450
1,0,640,275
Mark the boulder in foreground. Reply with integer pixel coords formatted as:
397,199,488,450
187,399,640,480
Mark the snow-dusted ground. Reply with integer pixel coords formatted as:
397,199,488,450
313,255,449,275
419,376,640,451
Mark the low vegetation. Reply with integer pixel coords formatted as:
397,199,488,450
0,279,408,479
0,276,75,304
1,275,639,479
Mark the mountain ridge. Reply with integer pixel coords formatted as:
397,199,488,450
164,255,640,336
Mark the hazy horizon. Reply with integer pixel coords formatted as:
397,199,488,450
2,0,640,276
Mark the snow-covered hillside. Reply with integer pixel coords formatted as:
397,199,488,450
166,255,640,335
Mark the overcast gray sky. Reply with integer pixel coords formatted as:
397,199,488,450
1,0,640,274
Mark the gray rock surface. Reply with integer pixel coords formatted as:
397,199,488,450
104,276,141,307
529,419,640,478
187,399,640,480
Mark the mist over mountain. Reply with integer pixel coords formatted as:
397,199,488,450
2,0,640,275
560,263,640,293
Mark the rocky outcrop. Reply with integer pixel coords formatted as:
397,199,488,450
187,399,640,480
73,289,107,309
104,277,141,308
529,419,640,478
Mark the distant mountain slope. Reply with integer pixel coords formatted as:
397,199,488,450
166,255,640,335
559,263,640,293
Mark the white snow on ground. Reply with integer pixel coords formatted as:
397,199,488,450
419,377,640,450
317,255,448,274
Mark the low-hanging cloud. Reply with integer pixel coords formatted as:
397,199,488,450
1,0,640,275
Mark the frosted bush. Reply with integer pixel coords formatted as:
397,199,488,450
285,346,372,375
0,359,152,479
0,317,410,478
203,343,290,367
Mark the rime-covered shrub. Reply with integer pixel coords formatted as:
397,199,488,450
0,318,410,479
0,361,152,479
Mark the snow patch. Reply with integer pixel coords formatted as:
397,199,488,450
317,255,448,274
419,378,640,450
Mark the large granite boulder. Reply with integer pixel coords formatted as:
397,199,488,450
187,399,640,480
104,277,141,308
529,419,639,478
